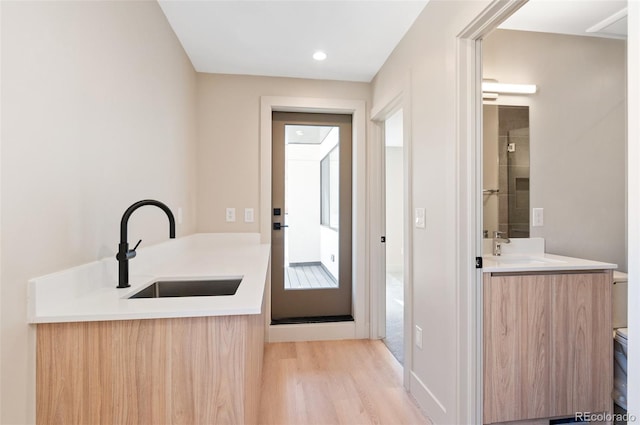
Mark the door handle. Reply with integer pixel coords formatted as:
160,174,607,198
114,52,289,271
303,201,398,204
273,222,289,230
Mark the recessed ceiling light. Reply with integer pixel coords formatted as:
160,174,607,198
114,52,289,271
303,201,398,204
313,51,327,61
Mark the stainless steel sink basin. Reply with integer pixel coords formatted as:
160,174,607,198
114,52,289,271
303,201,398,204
129,277,242,298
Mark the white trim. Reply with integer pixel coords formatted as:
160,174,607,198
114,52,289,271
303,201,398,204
371,92,403,124
401,80,414,391
411,371,446,416
455,1,527,423
627,1,640,418
585,7,627,34
268,322,356,342
370,77,413,389
260,96,368,342
0,0,4,417
368,119,386,340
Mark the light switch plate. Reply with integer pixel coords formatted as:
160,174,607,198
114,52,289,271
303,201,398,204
415,326,423,349
244,208,254,223
415,208,426,229
226,208,236,222
532,208,544,227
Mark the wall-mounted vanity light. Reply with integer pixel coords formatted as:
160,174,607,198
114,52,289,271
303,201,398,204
482,92,499,100
482,81,537,95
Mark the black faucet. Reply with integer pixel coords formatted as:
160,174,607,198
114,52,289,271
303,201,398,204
116,199,176,288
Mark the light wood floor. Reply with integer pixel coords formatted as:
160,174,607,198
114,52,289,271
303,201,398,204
257,340,430,425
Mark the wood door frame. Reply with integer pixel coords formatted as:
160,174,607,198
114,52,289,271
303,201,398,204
260,96,367,342
456,1,528,423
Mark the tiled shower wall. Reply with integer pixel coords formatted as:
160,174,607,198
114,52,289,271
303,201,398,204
497,106,530,238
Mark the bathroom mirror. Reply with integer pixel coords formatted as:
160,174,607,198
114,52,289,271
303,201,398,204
483,105,530,238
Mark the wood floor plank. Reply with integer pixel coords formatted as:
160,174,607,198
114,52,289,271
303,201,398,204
258,340,429,425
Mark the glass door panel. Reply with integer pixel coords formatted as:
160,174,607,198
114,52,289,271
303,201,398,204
271,112,352,322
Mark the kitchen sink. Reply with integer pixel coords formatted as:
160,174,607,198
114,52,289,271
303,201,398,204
129,277,242,298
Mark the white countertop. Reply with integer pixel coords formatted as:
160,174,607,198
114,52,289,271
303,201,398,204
28,233,270,323
483,252,617,273
481,238,617,272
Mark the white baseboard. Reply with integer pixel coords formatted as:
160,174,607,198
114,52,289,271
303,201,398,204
410,371,448,423
268,321,358,342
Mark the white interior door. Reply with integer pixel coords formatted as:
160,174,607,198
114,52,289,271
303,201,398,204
383,109,405,364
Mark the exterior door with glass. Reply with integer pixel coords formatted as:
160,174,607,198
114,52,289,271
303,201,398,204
271,112,352,322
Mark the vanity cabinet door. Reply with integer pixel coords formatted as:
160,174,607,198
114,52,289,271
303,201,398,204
550,273,612,417
483,271,612,424
483,274,553,423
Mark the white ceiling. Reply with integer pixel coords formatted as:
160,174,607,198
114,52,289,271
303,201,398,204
159,0,626,84
499,0,627,39
158,1,428,82
286,125,334,145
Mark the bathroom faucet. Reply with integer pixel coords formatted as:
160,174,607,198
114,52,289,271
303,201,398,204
116,199,176,288
492,231,510,256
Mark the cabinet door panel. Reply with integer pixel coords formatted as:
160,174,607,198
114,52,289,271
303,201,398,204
483,274,552,423
518,275,552,420
484,270,612,424
550,273,612,416
484,274,519,423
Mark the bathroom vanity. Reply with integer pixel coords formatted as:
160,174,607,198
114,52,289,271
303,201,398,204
29,233,270,425
482,246,616,424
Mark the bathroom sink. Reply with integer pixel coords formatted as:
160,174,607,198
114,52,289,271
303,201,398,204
129,277,242,298
484,255,565,265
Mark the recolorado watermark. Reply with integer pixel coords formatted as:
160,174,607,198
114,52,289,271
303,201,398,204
575,411,637,422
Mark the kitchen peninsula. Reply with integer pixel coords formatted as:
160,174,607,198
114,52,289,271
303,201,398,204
29,233,270,425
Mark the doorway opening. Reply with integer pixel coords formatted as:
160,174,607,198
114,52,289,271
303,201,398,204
383,108,405,364
271,112,353,324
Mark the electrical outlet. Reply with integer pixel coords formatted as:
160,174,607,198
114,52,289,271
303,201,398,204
244,208,254,223
532,208,544,227
415,326,423,349
226,208,236,222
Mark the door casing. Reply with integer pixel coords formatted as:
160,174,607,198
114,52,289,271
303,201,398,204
371,92,413,389
456,1,529,423
260,96,367,342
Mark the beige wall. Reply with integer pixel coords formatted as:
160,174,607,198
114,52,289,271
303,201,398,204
195,73,370,233
1,2,197,423
484,29,627,270
371,1,492,422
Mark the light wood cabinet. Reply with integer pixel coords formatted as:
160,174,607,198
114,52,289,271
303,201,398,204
483,270,612,424
36,309,265,425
